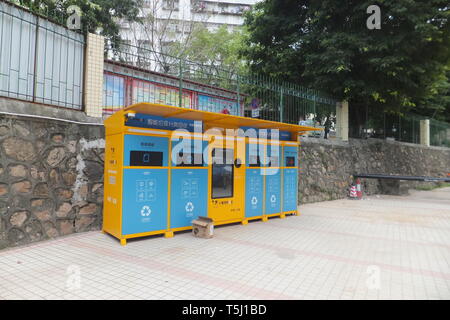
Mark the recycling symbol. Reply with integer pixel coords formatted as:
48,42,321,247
270,195,276,203
185,202,194,212
251,196,258,205
140,205,151,217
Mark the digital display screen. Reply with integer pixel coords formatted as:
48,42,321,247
286,156,295,167
211,148,234,199
130,151,163,166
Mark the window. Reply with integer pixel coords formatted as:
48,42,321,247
163,0,179,10
192,0,206,12
211,148,234,199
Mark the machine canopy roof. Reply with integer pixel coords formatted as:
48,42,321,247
122,102,320,135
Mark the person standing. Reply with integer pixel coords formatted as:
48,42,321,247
324,116,332,139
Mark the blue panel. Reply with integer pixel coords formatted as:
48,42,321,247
246,143,264,167
171,138,208,167
123,134,169,166
283,168,298,212
122,169,168,235
245,169,264,217
170,169,208,229
125,113,202,132
264,144,282,167
103,74,124,107
265,168,281,214
279,131,292,141
283,146,298,167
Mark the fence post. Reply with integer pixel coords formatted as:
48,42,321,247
84,33,105,117
313,94,316,125
279,86,284,123
420,119,430,146
336,100,349,141
236,74,241,116
365,105,369,137
32,16,40,102
178,58,183,108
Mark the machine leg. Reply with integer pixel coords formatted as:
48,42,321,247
164,231,174,238
280,213,286,219
120,238,127,246
262,216,268,222
241,219,248,225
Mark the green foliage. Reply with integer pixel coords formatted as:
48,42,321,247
243,0,450,119
171,24,249,75
163,24,250,91
416,67,450,121
14,0,142,47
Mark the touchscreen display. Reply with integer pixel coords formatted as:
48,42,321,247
130,151,163,166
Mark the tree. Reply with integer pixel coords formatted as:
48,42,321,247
124,0,213,74
167,24,249,90
125,9,248,87
243,0,450,119
14,0,142,47
416,67,450,121
128,1,193,59
173,24,248,74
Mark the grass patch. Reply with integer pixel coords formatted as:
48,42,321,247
415,182,450,191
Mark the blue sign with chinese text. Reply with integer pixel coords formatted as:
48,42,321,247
125,113,202,132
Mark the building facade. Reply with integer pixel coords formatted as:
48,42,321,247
118,0,260,53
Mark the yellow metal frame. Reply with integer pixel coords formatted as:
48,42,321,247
103,102,318,245
207,136,245,224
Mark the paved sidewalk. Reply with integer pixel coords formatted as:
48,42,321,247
0,188,449,300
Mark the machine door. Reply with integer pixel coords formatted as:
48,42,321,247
208,140,244,223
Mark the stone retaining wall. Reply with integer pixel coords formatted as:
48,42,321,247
299,137,450,203
0,113,104,249
0,103,449,249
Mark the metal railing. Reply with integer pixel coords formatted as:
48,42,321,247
104,41,338,131
0,0,85,109
430,119,450,148
349,105,450,147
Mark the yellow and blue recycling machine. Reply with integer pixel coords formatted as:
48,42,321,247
102,102,319,245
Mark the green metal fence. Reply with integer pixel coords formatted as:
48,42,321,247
106,42,449,146
349,105,450,147
350,106,422,143
430,119,450,148
106,41,338,130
